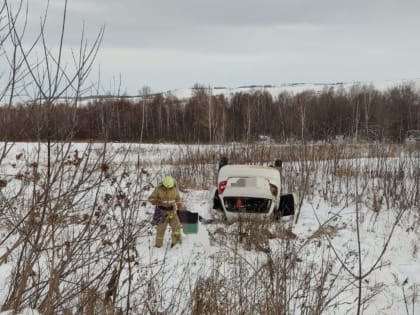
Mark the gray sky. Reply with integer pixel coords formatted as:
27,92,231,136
16,0,420,94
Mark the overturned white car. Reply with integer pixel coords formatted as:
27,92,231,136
211,157,295,222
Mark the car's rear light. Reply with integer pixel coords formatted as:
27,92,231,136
218,180,227,194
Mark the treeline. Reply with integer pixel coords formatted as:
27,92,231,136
1,84,419,143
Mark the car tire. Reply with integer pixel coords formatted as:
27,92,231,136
212,190,222,211
218,156,228,170
278,194,295,217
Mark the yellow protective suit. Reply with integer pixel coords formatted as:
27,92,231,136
148,185,183,247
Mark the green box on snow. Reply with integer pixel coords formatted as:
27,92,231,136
178,211,199,234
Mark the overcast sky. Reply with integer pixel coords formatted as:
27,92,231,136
15,0,420,95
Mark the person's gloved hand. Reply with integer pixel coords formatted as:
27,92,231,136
179,207,188,212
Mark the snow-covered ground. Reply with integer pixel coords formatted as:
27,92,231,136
0,142,419,314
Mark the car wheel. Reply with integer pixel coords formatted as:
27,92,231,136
218,156,228,170
212,190,222,211
278,194,295,217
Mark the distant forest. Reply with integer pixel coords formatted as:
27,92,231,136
1,84,419,143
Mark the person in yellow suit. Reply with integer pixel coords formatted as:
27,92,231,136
148,176,183,248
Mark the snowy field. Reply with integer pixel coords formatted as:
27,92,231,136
0,141,419,315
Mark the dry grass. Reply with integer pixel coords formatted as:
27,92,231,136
0,141,419,314
311,225,340,239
